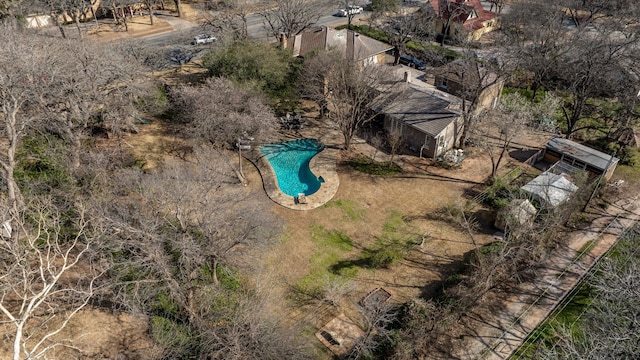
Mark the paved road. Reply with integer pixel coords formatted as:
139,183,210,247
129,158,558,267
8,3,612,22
140,12,200,46
138,8,362,45
246,11,367,40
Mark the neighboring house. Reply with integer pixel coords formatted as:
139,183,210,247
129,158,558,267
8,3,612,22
284,26,394,67
521,169,579,209
428,0,500,41
379,81,462,159
433,58,504,112
542,137,620,181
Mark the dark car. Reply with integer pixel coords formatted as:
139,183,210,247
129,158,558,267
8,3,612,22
398,54,426,71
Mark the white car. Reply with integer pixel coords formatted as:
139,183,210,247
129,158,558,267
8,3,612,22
192,34,217,45
337,5,363,17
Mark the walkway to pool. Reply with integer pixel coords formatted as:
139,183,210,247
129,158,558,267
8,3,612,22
251,116,342,210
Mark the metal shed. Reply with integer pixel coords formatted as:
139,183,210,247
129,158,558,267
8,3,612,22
544,137,619,180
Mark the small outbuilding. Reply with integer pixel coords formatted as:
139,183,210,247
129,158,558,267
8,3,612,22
494,199,537,232
521,171,579,209
543,137,619,180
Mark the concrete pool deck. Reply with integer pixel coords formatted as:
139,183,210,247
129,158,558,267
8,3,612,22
253,144,340,210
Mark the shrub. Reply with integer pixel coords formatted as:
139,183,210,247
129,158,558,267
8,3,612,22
364,243,406,268
618,145,640,166
349,155,403,175
334,24,389,43
202,40,301,104
15,134,75,194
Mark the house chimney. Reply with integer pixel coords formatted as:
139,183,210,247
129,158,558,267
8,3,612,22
404,71,411,83
279,33,288,49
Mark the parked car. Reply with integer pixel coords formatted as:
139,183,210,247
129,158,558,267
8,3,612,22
398,54,426,71
337,5,363,17
192,34,217,45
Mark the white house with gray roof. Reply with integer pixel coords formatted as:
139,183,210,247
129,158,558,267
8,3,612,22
379,81,463,159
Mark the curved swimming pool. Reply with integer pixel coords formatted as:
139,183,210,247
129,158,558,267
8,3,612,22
260,139,325,197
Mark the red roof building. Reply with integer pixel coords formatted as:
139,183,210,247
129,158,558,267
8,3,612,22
429,0,499,36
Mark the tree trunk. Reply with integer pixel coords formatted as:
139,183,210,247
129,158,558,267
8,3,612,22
112,6,118,25
122,9,129,31
212,258,219,285
74,11,82,38
148,3,154,25
343,132,352,150
70,132,82,169
3,111,23,218
174,0,182,17
13,323,23,360
52,13,67,38
393,46,400,65
90,5,98,25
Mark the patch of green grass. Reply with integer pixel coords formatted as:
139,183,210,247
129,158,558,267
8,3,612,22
150,316,198,355
361,211,419,269
613,164,640,182
382,210,406,233
294,226,357,297
513,282,594,359
324,199,365,221
574,239,596,261
311,225,354,251
362,238,410,268
349,155,403,175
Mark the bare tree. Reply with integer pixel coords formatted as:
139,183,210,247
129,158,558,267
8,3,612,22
434,0,473,46
504,0,640,138
43,40,149,169
536,228,640,359
387,126,404,165
203,0,251,40
369,132,384,162
102,0,139,31
501,0,568,102
173,0,181,17
0,32,62,216
197,288,309,359
99,147,281,306
259,0,325,40
170,77,278,148
368,0,400,24
93,148,295,358
339,0,363,28
551,29,639,138
382,10,435,65
301,50,400,150
473,92,559,179
437,49,505,148
0,198,105,360
141,0,156,25
349,301,398,359
486,0,505,13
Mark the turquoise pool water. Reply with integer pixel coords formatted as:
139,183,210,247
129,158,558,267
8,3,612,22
260,139,325,197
